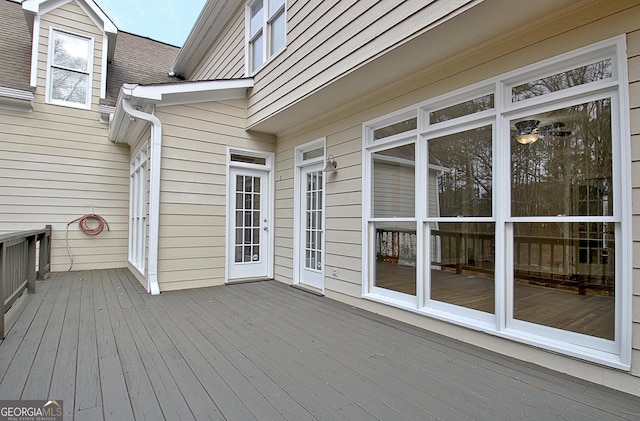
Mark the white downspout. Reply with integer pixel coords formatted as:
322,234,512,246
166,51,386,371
122,96,161,295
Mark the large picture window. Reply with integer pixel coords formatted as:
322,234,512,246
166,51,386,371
246,0,286,74
47,29,93,108
363,37,630,368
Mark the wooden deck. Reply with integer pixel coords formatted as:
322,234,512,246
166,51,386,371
1,268,639,420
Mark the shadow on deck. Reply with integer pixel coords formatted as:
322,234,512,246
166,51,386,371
0,268,638,420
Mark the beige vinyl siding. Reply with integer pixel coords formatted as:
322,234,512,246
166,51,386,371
246,0,474,127
154,99,275,291
629,28,640,377
272,2,640,395
188,4,245,81
0,2,129,272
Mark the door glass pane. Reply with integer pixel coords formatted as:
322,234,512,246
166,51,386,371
235,175,261,263
429,125,492,217
430,222,495,313
513,222,615,339
305,171,323,271
372,143,415,217
511,99,612,217
374,221,416,296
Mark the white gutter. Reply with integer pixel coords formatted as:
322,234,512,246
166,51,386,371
121,89,161,295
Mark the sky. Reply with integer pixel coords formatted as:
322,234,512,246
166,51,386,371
95,0,208,47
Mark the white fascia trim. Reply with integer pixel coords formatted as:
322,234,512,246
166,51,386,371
128,79,254,105
121,98,161,296
0,87,35,112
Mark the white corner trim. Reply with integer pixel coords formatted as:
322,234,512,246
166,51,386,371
122,98,161,296
30,15,40,88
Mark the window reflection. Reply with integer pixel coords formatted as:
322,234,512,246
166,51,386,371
512,59,612,102
511,99,612,217
429,94,494,124
374,222,417,296
429,126,492,217
372,143,415,218
430,222,495,313
513,222,614,339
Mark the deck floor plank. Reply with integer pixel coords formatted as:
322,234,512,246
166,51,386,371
211,284,425,420
110,269,196,421
1,269,639,420
49,271,82,420
101,269,163,420
21,268,72,399
0,275,63,400
93,269,133,421
0,277,54,384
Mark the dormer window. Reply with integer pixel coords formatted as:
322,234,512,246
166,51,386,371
46,29,93,109
247,0,286,74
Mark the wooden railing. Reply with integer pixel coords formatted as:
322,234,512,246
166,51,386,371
0,225,51,338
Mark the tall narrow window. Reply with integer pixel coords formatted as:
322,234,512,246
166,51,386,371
247,0,286,74
47,29,93,108
129,146,147,273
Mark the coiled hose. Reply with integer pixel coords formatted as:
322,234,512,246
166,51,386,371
66,213,110,271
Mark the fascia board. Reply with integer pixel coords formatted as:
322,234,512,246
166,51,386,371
129,79,254,105
171,0,243,77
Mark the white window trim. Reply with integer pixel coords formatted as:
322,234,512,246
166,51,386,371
129,143,148,275
245,0,287,75
361,35,632,369
45,27,94,110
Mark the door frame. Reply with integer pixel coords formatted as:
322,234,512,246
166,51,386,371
293,138,326,291
225,147,275,283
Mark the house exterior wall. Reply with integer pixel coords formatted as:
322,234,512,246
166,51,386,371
188,4,245,81
245,0,478,128
272,1,640,395
0,1,129,272
154,99,275,291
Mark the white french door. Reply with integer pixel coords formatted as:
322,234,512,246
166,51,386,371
297,162,325,290
228,167,270,280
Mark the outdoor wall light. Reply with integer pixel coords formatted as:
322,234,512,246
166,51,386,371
515,120,540,145
324,155,337,172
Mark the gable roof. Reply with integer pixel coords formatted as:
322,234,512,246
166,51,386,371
104,32,181,106
0,0,182,108
22,0,118,61
0,0,34,92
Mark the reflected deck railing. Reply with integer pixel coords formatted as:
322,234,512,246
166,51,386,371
376,228,614,296
0,225,51,338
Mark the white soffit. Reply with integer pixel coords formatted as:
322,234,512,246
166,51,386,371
126,78,254,107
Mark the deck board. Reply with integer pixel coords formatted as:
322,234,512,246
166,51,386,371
0,268,639,420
